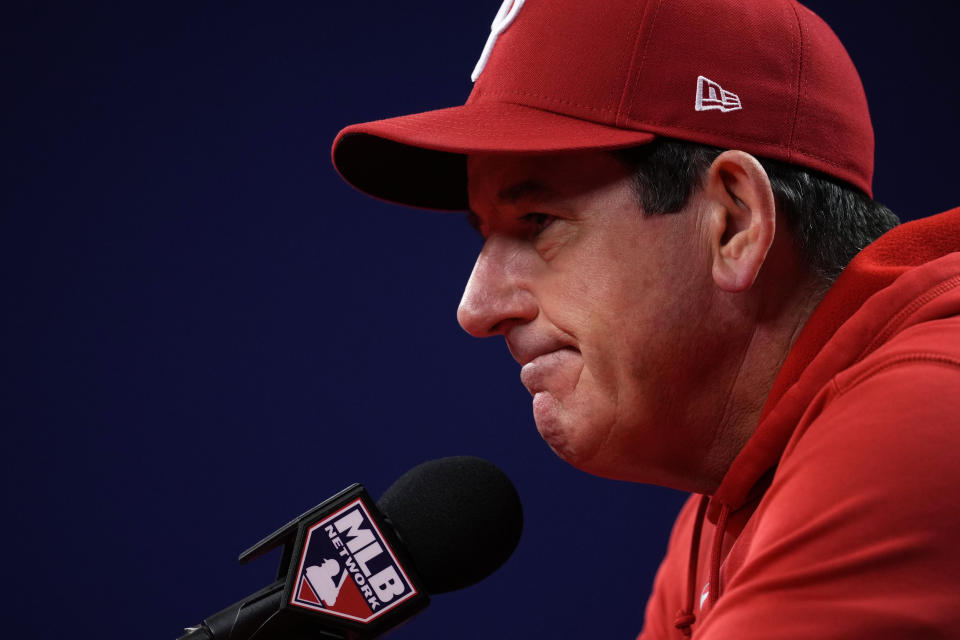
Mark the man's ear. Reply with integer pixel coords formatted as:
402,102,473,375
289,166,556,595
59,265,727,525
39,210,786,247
703,150,777,293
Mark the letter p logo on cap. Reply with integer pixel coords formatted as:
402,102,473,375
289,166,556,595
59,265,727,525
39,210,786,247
472,0,526,82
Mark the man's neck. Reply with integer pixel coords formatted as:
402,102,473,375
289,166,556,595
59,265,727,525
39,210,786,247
699,267,828,494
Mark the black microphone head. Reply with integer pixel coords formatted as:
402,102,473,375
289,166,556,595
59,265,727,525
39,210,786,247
376,455,523,595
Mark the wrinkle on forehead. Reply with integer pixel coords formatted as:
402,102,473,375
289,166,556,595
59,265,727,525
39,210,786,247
495,179,561,205
467,152,635,214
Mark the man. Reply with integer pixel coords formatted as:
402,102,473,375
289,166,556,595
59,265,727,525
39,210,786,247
332,0,960,637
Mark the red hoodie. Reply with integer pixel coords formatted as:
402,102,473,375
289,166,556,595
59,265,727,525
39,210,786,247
639,208,960,638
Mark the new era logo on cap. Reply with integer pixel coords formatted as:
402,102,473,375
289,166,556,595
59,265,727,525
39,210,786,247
695,76,742,113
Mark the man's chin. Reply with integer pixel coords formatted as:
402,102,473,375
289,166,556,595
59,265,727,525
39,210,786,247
533,391,597,468
533,390,568,450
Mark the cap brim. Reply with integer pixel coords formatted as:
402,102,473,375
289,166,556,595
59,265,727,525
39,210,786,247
332,101,656,211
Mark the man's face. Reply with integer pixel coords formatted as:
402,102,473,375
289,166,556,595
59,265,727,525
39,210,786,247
459,151,728,485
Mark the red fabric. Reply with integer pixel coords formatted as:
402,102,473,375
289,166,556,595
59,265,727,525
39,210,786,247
639,208,960,638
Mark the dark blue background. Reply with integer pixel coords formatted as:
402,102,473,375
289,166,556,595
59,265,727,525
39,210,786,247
3,2,958,638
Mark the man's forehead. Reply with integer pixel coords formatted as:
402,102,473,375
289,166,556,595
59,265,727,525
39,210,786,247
495,179,560,205
467,151,631,206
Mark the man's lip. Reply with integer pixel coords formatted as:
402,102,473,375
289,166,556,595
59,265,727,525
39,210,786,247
523,346,578,365
508,342,579,366
519,348,581,395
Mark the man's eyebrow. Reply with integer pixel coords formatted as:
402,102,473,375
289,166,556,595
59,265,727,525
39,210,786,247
465,179,561,234
496,179,559,204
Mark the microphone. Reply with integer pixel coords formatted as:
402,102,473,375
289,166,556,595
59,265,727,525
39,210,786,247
178,456,523,640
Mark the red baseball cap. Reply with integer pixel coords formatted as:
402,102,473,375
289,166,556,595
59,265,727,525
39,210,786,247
332,0,874,210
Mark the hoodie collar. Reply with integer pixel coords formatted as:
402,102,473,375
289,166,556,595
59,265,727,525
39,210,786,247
672,208,960,636
711,207,960,519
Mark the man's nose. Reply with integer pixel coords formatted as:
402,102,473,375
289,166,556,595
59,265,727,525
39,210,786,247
457,235,538,338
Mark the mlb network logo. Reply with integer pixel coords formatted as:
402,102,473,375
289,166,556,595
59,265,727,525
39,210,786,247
290,499,418,622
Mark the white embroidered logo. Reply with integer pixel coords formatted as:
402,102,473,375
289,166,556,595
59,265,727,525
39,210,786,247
695,76,742,113
700,582,711,610
471,0,526,82
305,559,349,607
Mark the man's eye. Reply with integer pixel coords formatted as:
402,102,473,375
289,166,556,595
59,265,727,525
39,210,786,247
520,212,553,235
